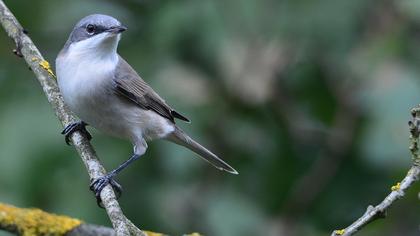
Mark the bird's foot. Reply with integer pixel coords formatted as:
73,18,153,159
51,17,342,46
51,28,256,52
90,174,122,208
61,121,92,145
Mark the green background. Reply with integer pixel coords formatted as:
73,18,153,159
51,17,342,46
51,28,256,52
1,0,420,235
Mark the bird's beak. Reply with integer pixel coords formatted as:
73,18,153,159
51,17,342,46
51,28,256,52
106,25,127,34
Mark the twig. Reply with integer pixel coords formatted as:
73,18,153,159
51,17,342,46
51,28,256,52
0,1,144,235
331,105,420,236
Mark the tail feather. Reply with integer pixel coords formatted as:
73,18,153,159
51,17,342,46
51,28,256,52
166,127,238,174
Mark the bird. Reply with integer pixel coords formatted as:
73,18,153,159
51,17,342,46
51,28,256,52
56,14,238,204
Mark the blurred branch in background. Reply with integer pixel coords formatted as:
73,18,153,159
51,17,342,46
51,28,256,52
0,1,143,235
213,34,366,235
331,105,420,236
279,64,362,234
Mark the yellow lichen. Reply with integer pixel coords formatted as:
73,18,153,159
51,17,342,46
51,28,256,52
39,60,56,78
334,229,345,235
0,203,82,236
31,57,56,79
145,231,166,236
391,182,401,191
0,203,200,236
143,231,202,236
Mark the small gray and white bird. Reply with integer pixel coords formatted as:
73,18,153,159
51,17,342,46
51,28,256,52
56,14,237,202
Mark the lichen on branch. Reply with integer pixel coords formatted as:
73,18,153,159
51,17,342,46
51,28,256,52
0,202,201,236
0,203,82,236
331,104,420,236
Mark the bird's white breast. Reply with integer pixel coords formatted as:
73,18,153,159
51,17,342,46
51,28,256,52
56,47,117,117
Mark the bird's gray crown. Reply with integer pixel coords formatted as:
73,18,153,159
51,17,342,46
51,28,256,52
65,14,124,46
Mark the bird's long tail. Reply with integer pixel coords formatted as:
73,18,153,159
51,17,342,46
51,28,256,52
166,126,238,174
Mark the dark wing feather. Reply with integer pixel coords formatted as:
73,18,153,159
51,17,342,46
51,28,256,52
113,57,190,123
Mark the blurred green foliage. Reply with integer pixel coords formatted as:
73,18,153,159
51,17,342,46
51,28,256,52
1,0,420,235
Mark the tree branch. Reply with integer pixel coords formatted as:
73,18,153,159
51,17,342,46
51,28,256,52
0,1,144,235
0,202,171,236
331,105,420,236
0,202,110,236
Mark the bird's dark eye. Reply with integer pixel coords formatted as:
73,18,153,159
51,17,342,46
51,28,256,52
86,24,95,34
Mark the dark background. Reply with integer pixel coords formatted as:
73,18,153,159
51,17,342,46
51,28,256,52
1,0,420,235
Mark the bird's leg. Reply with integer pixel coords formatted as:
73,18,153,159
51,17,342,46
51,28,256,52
90,153,140,207
61,121,92,145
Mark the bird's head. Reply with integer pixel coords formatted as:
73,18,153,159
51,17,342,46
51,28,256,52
64,14,127,57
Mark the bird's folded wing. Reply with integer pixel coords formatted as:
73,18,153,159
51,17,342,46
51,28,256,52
113,56,190,123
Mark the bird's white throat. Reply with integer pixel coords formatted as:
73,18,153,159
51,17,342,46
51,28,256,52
58,32,120,81
67,33,120,60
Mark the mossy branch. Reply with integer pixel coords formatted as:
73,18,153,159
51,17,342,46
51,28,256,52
0,202,178,236
0,1,144,235
331,105,420,236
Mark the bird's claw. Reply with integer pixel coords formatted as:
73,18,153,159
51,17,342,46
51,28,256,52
61,121,92,145
90,175,123,208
